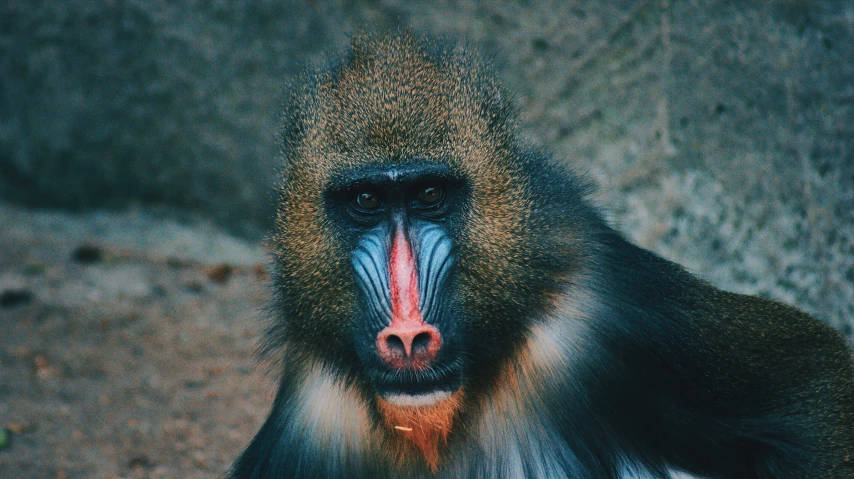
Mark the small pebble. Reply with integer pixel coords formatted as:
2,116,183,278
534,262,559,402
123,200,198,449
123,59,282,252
184,281,204,293
206,264,233,284
0,289,33,308
127,454,152,469
24,262,46,275
72,244,103,264
254,263,269,281
166,257,187,269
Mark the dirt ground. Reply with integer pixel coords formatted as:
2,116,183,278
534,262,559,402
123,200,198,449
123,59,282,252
0,204,275,478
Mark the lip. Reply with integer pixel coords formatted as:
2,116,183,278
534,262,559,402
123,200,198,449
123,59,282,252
368,359,463,396
381,390,454,407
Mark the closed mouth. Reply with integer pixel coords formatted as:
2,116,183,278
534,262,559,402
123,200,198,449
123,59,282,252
369,358,463,397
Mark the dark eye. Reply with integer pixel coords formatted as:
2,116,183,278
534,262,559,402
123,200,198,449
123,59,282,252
354,192,381,211
417,186,444,206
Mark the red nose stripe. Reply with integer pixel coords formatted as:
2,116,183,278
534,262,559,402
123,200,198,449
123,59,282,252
389,226,423,329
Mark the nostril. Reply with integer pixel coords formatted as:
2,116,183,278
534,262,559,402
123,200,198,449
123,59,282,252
376,324,442,369
386,334,405,356
412,332,433,354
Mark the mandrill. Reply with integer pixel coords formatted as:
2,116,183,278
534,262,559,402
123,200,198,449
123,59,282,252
230,33,854,478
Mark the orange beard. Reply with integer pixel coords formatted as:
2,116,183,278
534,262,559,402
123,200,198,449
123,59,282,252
376,390,464,472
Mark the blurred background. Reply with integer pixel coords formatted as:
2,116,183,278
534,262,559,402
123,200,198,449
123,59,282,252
1,1,852,477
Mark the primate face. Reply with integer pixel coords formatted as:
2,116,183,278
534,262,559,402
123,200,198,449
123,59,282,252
324,161,469,406
263,32,573,469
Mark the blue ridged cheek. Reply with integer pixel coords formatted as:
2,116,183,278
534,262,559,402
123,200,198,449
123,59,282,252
414,224,455,324
352,228,392,331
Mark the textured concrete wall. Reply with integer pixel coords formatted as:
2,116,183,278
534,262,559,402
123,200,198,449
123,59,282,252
2,1,852,326
1,1,340,234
